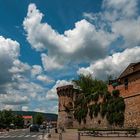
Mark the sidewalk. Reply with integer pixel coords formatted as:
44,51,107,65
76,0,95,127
42,129,77,140
47,129,140,140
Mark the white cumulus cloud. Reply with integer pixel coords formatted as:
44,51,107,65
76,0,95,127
37,74,54,83
22,106,29,111
23,3,116,71
31,65,42,76
46,80,72,101
0,36,20,85
78,46,140,80
0,94,29,105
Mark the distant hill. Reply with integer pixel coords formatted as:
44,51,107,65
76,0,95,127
13,111,58,121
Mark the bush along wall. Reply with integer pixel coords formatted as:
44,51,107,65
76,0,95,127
106,90,125,127
72,75,125,127
74,89,125,127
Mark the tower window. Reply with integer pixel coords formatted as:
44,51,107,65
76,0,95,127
124,78,128,90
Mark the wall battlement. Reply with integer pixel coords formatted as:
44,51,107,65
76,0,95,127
57,85,73,91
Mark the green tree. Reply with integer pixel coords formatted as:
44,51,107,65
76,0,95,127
106,90,125,127
73,75,94,96
73,75,125,127
73,75,108,124
14,115,24,128
2,110,15,127
0,110,17,128
34,113,44,125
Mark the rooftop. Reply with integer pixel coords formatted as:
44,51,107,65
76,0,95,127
119,62,140,79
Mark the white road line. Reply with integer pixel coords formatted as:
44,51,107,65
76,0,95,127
0,134,41,138
17,135,24,137
4,135,10,138
10,135,16,138
31,134,37,137
25,134,30,137
38,135,43,139
0,136,9,138
3,134,8,136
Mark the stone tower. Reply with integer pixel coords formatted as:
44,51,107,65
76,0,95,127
57,85,74,128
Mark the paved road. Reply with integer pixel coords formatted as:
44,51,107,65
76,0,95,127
1,129,139,140
0,129,48,140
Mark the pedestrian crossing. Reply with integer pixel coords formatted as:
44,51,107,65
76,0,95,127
0,133,43,138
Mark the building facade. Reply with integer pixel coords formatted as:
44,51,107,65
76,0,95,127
108,62,140,128
22,116,33,126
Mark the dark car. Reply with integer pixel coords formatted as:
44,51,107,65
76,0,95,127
30,124,39,132
40,124,46,129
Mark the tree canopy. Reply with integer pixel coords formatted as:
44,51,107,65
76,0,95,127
0,110,24,129
34,113,44,125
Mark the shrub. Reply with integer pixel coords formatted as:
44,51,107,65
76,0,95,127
101,103,107,118
112,90,120,97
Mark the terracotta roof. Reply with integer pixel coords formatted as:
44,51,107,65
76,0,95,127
22,116,32,119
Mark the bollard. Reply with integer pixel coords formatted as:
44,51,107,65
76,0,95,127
78,132,80,140
42,130,45,139
59,133,62,140
55,128,58,133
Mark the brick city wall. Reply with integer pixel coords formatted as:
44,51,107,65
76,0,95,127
124,94,140,128
57,79,140,129
72,114,108,129
57,85,75,128
57,86,108,128
108,79,140,97
108,79,140,128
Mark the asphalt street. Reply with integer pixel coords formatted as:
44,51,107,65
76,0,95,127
0,129,48,140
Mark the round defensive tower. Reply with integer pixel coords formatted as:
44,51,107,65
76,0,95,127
57,85,74,128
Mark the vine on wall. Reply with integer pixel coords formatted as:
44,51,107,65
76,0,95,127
72,75,125,127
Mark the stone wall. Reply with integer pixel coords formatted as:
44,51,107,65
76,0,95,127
108,79,140,97
57,79,140,129
124,94,140,128
108,79,140,128
72,114,108,129
57,87,108,129
57,85,74,128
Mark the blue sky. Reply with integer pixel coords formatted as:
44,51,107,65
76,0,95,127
0,0,140,113
0,0,102,65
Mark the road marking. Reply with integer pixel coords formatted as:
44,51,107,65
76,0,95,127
25,134,30,137
10,135,16,138
4,135,10,138
38,135,43,139
17,135,24,137
0,135,10,138
32,134,37,137
0,134,42,138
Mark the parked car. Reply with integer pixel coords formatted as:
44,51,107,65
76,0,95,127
30,124,39,132
40,124,46,129
47,124,53,129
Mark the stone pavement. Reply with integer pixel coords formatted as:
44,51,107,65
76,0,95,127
47,129,140,140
